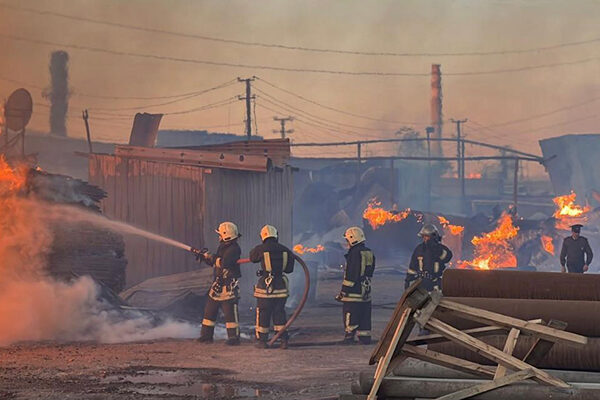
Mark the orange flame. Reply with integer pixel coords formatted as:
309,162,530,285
541,235,555,255
293,244,325,255
552,192,590,230
553,192,590,218
0,156,27,193
363,198,410,230
467,173,482,179
458,213,519,270
438,216,465,236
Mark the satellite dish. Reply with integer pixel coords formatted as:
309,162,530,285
4,88,33,131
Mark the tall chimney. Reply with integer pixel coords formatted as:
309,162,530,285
49,51,69,136
430,64,443,156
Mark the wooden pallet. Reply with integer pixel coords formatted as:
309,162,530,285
365,281,588,400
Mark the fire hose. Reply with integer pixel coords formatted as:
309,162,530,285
193,248,310,347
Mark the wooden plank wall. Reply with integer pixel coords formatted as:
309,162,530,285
89,154,205,287
203,167,294,307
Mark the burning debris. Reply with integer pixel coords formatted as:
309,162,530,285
437,216,464,236
0,157,198,346
293,244,325,255
541,235,555,255
362,198,410,230
553,191,590,230
458,213,519,270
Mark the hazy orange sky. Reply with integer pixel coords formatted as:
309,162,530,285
1,0,599,162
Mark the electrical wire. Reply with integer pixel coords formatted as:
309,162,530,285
3,2,600,58
1,33,598,77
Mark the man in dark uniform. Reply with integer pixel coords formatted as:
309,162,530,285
560,224,593,273
405,224,453,291
336,226,375,345
249,224,295,349
196,221,242,345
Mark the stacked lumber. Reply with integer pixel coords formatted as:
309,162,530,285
29,170,127,293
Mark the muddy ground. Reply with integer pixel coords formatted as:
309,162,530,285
0,272,405,399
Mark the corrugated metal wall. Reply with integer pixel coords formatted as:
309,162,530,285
89,154,293,298
89,155,205,286
202,167,294,307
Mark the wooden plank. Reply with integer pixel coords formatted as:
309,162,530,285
402,344,495,378
438,299,588,347
494,328,521,379
523,320,568,365
413,290,441,328
115,145,268,172
434,368,535,400
368,307,411,400
370,280,422,365
425,317,569,388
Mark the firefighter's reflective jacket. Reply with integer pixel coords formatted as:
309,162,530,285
340,243,375,302
405,240,452,291
249,237,295,298
204,240,242,301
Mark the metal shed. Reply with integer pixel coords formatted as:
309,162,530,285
88,139,293,304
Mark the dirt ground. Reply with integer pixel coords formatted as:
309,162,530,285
0,272,405,399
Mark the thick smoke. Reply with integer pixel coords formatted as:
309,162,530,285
0,164,201,346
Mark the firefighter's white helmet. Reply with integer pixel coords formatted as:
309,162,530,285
260,224,278,241
216,221,239,242
418,224,440,238
344,226,365,246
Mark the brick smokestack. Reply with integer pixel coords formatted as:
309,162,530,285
49,51,69,136
430,64,443,156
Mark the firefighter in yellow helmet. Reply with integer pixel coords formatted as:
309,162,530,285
196,222,242,345
336,226,375,344
249,224,295,349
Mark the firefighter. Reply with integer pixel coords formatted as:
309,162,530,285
336,226,375,345
560,224,593,273
249,224,295,349
405,224,453,292
197,222,242,345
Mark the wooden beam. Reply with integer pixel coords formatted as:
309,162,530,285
438,299,587,347
413,290,442,328
495,328,521,379
407,319,543,346
115,145,269,172
523,320,568,365
402,344,495,378
425,317,569,388
368,307,412,400
434,369,535,400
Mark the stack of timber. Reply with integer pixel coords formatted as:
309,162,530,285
429,269,600,371
341,281,600,400
29,170,127,293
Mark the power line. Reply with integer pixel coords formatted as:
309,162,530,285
87,79,236,112
256,78,426,125
2,33,599,77
3,2,600,58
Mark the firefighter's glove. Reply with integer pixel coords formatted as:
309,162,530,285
335,292,344,302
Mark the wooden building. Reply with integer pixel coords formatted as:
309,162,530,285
88,139,293,304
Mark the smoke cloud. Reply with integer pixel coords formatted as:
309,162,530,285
0,163,200,346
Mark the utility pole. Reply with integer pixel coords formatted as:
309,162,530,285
273,116,294,139
238,77,255,138
425,126,434,212
450,118,468,213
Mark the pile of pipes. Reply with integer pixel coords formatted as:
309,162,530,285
29,169,127,293
435,269,600,371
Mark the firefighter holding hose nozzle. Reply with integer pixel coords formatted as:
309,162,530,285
405,224,452,292
249,225,295,349
195,221,242,346
336,226,375,345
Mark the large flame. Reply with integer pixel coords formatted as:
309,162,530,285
0,156,27,192
541,235,555,255
363,198,410,230
293,244,325,255
438,216,465,236
458,213,519,270
553,192,590,230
